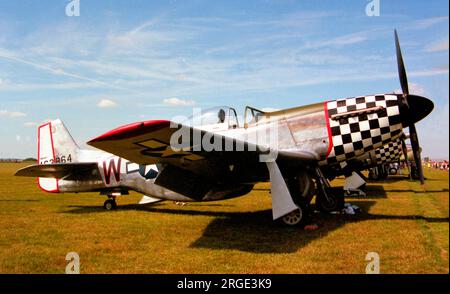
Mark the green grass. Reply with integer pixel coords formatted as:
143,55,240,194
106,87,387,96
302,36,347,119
0,163,448,273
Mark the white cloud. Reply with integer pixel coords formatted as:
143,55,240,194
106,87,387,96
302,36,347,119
409,67,449,77
413,16,449,30
0,49,127,91
10,111,27,117
0,110,27,118
15,135,21,141
394,83,426,96
409,83,427,96
305,32,368,49
425,37,449,52
97,99,118,108
24,122,38,127
0,81,105,91
163,97,195,106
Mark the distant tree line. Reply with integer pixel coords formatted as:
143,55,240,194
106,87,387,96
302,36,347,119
0,158,36,162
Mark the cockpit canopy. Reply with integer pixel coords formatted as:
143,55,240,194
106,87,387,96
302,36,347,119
184,105,270,130
185,106,239,129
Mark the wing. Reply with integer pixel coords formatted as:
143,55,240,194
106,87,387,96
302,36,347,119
15,162,101,180
87,119,318,199
88,120,317,168
88,120,317,160
88,120,263,179
89,120,259,160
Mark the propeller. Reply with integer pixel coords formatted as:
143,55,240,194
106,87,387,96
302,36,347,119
394,30,428,185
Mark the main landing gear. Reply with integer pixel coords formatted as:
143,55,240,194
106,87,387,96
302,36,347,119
279,170,314,227
314,168,344,213
279,167,344,226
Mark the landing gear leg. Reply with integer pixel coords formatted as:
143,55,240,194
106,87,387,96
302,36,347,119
314,167,344,213
280,171,314,227
103,197,117,210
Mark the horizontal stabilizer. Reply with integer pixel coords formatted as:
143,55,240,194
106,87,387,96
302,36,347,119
15,163,101,180
139,195,164,205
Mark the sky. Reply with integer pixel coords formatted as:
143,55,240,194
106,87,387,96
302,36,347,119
0,0,448,159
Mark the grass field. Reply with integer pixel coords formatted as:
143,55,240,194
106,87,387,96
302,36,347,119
0,162,448,273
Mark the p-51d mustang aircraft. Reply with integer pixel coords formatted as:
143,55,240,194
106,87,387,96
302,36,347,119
16,31,434,226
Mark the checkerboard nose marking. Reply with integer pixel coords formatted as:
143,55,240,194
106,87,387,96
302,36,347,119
321,94,403,165
375,138,403,164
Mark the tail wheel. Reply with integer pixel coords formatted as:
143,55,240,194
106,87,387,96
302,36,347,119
104,199,117,210
281,208,304,226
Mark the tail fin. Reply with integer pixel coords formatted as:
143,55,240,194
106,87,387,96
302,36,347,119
37,119,80,192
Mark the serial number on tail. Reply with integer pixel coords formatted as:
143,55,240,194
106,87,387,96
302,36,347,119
39,154,72,164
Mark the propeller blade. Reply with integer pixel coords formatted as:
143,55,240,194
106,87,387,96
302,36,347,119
395,30,409,96
409,124,425,184
395,30,425,185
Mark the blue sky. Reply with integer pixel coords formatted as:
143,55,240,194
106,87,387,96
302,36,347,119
0,0,448,159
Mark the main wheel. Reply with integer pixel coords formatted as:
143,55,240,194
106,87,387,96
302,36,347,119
103,199,117,210
281,208,304,226
287,171,315,207
316,187,344,213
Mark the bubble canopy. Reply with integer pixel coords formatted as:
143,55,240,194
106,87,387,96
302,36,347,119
184,106,239,128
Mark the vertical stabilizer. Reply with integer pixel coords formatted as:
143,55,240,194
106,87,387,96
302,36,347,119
37,119,80,192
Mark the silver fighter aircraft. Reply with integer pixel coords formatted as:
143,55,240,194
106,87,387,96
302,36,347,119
16,31,434,226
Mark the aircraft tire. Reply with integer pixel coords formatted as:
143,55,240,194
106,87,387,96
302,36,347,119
287,171,314,207
280,207,306,227
316,187,344,213
104,199,117,210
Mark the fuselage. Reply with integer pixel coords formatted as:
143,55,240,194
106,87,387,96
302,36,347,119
54,148,252,202
37,92,426,202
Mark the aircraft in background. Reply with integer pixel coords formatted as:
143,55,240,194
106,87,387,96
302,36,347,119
16,31,434,226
